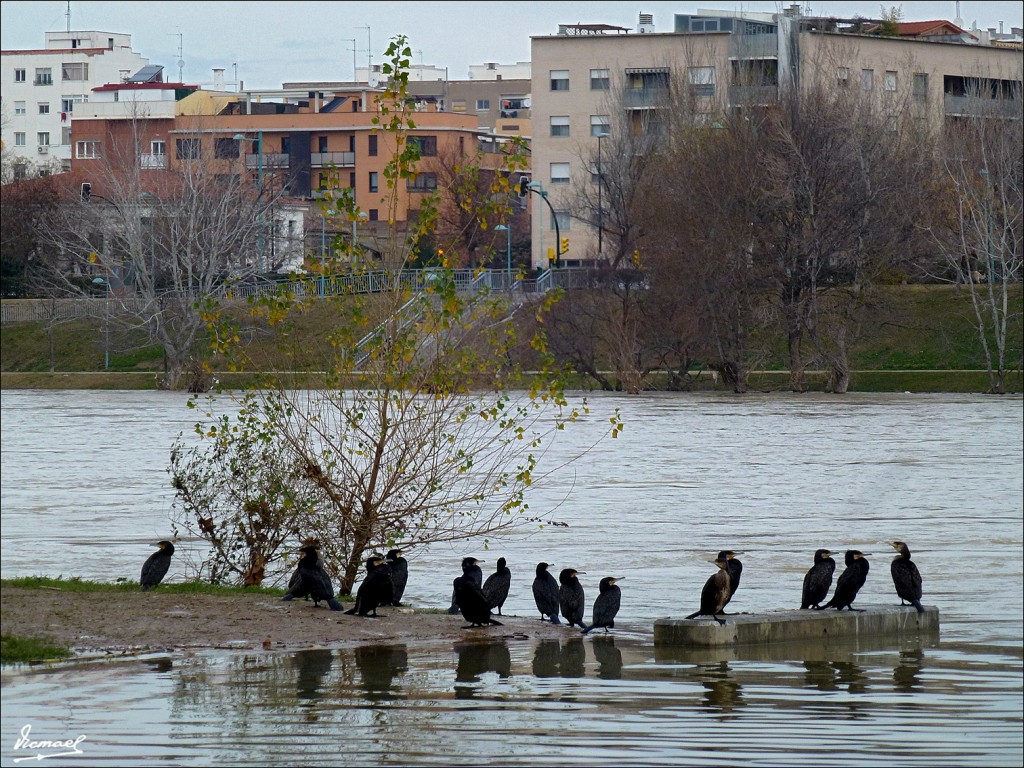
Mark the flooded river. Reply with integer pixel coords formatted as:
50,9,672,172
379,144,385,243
1,390,1021,765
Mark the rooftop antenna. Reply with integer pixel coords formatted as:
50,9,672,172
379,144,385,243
347,38,359,81
232,62,238,92
358,25,371,73
65,0,71,32
169,30,184,82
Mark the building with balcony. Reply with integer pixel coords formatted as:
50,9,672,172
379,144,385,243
528,7,1023,269
1,30,150,176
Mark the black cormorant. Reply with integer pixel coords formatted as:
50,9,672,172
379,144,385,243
386,548,409,606
532,562,561,624
717,550,743,614
482,557,512,615
817,550,870,611
282,545,343,610
800,549,836,609
344,555,394,617
140,540,174,591
582,576,622,634
287,541,321,602
448,557,483,614
558,568,586,629
686,557,730,625
890,541,924,613
452,574,502,628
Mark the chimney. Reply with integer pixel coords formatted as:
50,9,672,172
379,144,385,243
212,68,225,90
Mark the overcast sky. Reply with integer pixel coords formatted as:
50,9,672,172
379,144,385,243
2,1,1021,89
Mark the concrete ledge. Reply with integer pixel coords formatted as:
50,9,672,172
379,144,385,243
654,604,939,647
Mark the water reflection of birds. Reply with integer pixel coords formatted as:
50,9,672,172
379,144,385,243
893,648,925,692
686,557,730,625
354,644,408,700
717,550,743,614
294,648,334,704
482,557,512,616
582,577,622,634
344,555,393,617
591,636,623,679
140,540,174,591
448,557,484,614
832,659,869,694
818,550,870,612
558,568,586,629
697,661,744,712
532,562,561,624
283,545,343,610
454,640,511,700
453,574,502,628
386,549,409,606
532,639,561,677
890,541,924,612
559,637,586,678
803,659,840,691
801,549,836,609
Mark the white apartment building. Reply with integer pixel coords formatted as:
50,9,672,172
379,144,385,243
1,30,149,175
529,9,1023,270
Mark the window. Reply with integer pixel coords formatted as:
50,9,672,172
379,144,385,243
551,210,571,232
451,99,467,112
369,171,379,192
349,172,356,189
38,102,50,115
214,138,239,158
550,70,569,91
590,115,610,137
151,139,166,156
318,136,328,152
34,68,53,86
14,101,26,115
61,127,71,145
407,172,437,191
15,68,26,83
590,68,610,90
861,69,874,91
61,95,87,113
14,132,26,146
408,135,437,156
689,66,716,97
475,98,490,111
884,71,897,92
837,67,849,87
368,134,378,156
62,62,88,81
912,72,928,101
368,209,379,222
176,138,201,160
37,132,50,146
627,69,669,90
75,140,101,159
550,115,570,138
550,162,570,184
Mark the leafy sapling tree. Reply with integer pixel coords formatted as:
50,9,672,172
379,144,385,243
180,35,620,593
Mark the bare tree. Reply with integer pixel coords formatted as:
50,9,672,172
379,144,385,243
34,110,281,389
925,86,1023,393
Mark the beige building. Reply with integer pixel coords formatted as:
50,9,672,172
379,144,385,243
529,8,1023,269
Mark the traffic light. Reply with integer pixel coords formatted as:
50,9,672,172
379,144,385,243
560,237,569,255
81,182,92,202
517,176,530,196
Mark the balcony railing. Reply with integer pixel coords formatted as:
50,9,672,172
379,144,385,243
729,33,779,59
728,84,778,105
310,151,355,167
140,153,168,169
622,88,671,109
944,94,1021,118
244,153,290,169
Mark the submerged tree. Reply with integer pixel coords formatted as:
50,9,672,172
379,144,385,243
173,36,617,591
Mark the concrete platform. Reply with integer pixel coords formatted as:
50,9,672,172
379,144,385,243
653,604,939,648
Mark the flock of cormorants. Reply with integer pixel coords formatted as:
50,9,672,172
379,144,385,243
138,539,925,630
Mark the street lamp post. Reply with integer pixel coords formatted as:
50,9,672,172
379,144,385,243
92,276,109,370
597,133,603,259
233,131,264,274
320,214,327,298
352,211,368,267
495,224,511,285
527,181,561,269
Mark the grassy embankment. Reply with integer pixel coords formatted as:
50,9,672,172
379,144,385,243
1,285,1021,392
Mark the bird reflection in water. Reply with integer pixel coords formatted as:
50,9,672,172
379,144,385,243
893,648,925,692
832,659,869,694
293,648,335,720
559,637,586,678
590,636,623,680
803,657,869,696
144,657,173,674
696,661,744,713
454,640,511,699
354,644,408,702
532,639,561,678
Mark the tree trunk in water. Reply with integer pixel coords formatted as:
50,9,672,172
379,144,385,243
787,327,806,392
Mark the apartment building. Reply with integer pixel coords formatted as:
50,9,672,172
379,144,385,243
69,83,502,270
1,30,149,175
529,8,1023,269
